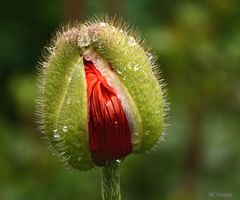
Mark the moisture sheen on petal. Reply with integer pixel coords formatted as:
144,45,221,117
84,59,132,166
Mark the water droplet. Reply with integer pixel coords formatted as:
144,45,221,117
84,54,91,61
78,32,90,48
133,64,140,71
67,75,73,82
128,37,136,46
132,135,141,145
117,69,123,75
76,99,81,104
99,22,106,27
161,137,166,141
62,126,68,132
66,99,71,104
92,34,97,42
78,157,82,161
53,129,60,139
147,53,154,61
116,159,121,163
47,47,54,52
54,133,60,139
133,132,138,136
98,44,103,50
114,121,118,125
145,130,150,136
42,62,48,68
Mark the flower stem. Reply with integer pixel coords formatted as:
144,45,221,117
101,161,121,200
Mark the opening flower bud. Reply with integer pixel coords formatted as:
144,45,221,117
37,18,166,171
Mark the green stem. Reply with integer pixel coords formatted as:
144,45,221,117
101,161,121,200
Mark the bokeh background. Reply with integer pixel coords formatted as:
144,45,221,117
1,0,240,199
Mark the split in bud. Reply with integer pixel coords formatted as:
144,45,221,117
84,58,132,166
37,17,167,171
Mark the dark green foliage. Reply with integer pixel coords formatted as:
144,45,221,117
1,0,240,199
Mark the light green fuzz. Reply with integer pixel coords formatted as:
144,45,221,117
38,28,94,170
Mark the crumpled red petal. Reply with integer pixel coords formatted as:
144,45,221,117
84,58,132,166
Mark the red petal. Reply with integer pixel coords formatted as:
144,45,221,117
84,58,132,166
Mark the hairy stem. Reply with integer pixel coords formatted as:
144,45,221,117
101,161,121,200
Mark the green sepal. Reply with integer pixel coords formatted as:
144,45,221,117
39,30,94,170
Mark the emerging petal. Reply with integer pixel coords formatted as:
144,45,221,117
84,58,132,166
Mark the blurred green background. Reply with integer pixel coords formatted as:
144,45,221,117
1,0,240,199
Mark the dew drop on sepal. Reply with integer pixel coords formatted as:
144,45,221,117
78,32,90,48
42,62,48,68
133,132,138,137
99,22,107,27
67,76,72,83
92,34,97,42
66,99,71,104
53,129,60,139
145,130,150,136
132,132,141,145
128,37,136,46
54,134,60,139
133,64,140,71
146,52,153,60
117,69,123,74
62,126,68,132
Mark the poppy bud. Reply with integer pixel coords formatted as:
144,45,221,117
37,18,166,171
